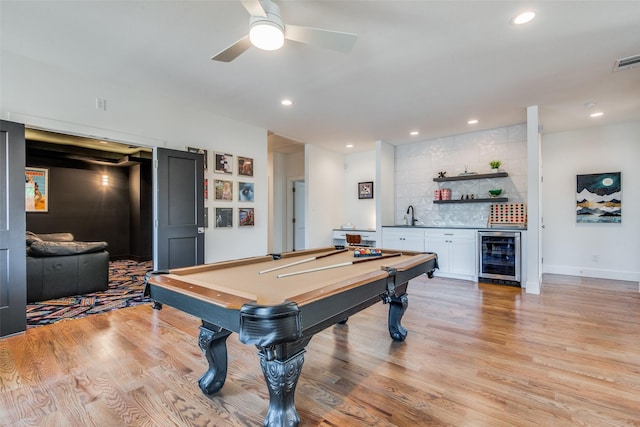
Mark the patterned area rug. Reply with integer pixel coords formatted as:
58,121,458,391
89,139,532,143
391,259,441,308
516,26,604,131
26,260,153,328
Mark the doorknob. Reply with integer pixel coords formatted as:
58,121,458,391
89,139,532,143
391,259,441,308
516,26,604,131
198,227,205,233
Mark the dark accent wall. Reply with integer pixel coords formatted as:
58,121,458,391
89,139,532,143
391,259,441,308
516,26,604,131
26,144,152,260
129,162,153,261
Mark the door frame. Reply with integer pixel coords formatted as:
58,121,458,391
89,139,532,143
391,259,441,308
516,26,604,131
286,176,305,251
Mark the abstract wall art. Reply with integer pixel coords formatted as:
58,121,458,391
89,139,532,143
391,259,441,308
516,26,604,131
576,172,621,223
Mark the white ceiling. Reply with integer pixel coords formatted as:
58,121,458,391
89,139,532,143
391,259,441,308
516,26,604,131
2,1,639,153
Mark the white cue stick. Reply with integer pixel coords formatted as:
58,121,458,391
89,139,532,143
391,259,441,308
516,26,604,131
276,252,401,278
258,248,348,274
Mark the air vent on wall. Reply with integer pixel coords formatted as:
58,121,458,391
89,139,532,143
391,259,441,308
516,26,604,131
613,53,640,71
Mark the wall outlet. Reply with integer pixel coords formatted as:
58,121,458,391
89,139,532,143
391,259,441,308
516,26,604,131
96,97,107,111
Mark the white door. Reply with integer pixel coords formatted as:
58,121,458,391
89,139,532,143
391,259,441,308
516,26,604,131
293,180,306,250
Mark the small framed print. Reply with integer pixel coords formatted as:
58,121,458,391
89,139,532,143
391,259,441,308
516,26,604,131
358,181,374,199
186,146,208,171
215,207,233,228
26,167,49,212
214,152,233,174
239,208,255,226
238,156,253,177
238,182,254,202
214,179,233,201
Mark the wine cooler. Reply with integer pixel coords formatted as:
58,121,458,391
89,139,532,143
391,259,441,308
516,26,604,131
478,231,521,286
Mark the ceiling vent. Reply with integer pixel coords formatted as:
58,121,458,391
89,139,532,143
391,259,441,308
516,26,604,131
613,53,640,71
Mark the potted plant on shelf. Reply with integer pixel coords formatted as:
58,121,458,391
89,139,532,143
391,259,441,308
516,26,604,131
489,160,502,173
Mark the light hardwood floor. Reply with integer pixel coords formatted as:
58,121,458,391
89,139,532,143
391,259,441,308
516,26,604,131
1,274,639,426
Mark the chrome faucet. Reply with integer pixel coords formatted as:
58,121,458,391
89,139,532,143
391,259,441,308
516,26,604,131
406,205,417,226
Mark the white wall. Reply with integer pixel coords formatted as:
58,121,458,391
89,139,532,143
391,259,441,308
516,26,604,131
343,150,376,230
306,144,345,247
394,124,528,227
2,51,268,263
541,121,640,282
270,150,304,253
376,140,396,239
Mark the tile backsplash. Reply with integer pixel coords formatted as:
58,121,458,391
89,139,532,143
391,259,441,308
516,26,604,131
395,124,527,227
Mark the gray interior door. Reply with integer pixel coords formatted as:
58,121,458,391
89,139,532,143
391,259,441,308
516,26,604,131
154,147,204,270
0,120,26,337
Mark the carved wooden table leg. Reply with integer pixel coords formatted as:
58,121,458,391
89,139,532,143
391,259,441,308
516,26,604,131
388,293,409,341
258,346,306,427
198,322,232,395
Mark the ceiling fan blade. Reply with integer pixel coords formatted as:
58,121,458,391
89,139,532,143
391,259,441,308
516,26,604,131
211,35,252,62
284,24,357,53
240,0,267,17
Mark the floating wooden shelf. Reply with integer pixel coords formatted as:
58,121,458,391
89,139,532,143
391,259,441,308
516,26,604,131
433,172,508,182
434,197,508,204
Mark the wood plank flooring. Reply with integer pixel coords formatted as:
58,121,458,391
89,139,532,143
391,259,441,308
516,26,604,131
1,274,639,426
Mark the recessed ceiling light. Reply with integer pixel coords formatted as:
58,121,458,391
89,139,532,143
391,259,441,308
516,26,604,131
281,99,293,106
512,11,536,25
590,112,604,118
346,144,354,148
410,131,419,136
468,119,479,125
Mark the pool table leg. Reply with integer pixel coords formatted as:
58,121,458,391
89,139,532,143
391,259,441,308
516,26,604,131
197,322,232,395
258,340,310,427
387,293,409,341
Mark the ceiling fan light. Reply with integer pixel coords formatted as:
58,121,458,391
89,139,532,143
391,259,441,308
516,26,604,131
250,21,284,51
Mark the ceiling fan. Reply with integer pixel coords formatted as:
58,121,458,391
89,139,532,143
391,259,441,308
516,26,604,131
211,0,358,62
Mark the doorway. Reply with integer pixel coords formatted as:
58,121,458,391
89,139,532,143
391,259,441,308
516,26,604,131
292,179,306,250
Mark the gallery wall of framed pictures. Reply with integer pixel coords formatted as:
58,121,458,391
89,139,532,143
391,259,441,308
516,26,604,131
197,149,255,228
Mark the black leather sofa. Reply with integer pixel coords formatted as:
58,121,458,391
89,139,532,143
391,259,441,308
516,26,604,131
26,231,110,303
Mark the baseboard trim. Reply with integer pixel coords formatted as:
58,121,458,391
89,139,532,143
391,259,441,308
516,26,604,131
543,264,640,283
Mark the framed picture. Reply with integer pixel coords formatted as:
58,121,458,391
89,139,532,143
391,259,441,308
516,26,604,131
25,167,49,212
238,156,254,177
239,208,255,226
214,152,233,174
576,172,621,223
358,181,374,199
186,146,208,171
238,182,254,202
214,179,233,201
215,207,233,228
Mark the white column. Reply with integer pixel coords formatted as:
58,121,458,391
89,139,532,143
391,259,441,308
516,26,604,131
525,106,541,294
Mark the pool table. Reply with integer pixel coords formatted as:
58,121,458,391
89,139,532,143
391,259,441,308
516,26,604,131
144,247,437,427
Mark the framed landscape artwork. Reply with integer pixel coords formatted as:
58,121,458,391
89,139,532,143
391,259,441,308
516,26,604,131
576,172,621,223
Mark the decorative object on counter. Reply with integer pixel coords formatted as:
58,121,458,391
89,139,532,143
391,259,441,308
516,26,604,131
488,203,527,228
358,181,374,199
490,160,502,173
488,189,503,197
440,188,451,200
353,248,382,257
471,194,475,199
341,222,355,230
434,189,441,200
437,171,447,178
576,172,621,224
